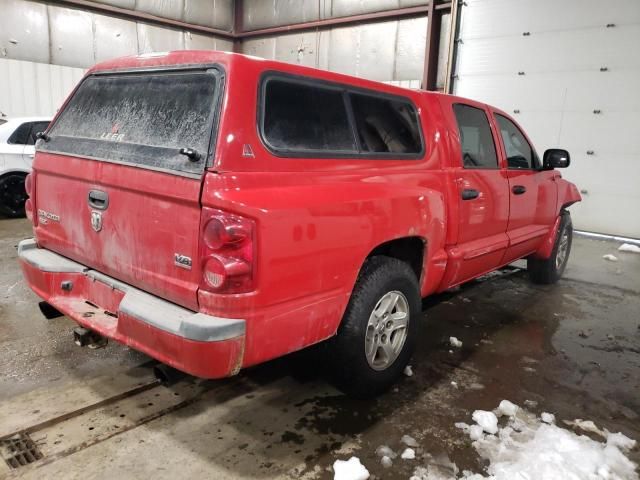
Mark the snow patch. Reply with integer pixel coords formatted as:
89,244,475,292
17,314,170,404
450,337,463,348
375,445,396,459
461,402,638,480
380,456,393,468
333,457,369,480
402,434,419,447
618,243,640,253
566,419,605,437
540,412,555,424
603,254,619,262
495,400,518,417
472,410,499,434
401,448,416,460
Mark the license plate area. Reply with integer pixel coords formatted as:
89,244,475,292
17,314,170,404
85,276,126,316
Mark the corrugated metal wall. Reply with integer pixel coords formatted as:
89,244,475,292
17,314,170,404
1,0,452,116
242,0,425,30
0,58,84,117
241,1,451,88
0,0,234,70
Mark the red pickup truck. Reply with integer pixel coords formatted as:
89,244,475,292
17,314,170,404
18,51,580,397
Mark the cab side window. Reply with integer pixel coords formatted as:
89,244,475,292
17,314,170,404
453,104,498,169
349,93,422,154
495,114,539,169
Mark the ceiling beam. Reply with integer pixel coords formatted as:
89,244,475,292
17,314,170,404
50,0,235,39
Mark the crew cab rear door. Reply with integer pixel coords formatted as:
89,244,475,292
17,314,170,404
33,66,223,311
491,112,558,263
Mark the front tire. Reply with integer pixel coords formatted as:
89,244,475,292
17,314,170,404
0,173,28,218
527,211,573,284
327,256,421,398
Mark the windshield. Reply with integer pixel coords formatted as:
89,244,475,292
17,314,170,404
40,68,222,175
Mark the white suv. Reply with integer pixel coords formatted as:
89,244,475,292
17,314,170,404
0,117,50,217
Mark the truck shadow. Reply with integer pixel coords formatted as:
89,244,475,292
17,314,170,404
146,265,569,477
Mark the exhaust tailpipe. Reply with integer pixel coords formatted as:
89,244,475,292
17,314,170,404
153,363,185,385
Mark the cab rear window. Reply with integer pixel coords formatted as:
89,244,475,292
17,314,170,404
40,68,222,176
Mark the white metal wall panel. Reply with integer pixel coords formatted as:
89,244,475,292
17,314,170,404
136,0,185,21
184,0,234,31
395,16,428,80
0,0,233,70
93,13,140,63
184,32,233,51
92,0,136,9
0,1,49,64
241,13,451,88
454,0,640,237
0,58,84,118
48,5,96,68
241,0,431,31
136,23,186,53
324,20,398,81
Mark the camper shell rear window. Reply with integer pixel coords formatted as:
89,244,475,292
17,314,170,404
39,66,224,176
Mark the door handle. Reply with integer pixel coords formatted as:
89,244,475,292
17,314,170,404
512,185,527,195
461,188,480,200
88,190,109,210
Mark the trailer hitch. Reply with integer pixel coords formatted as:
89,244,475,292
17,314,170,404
73,327,108,349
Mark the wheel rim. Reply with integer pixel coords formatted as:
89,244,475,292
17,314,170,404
0,175,27,214
364,290,409,371
556,228,570,269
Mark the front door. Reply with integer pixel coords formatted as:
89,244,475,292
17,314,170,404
492,113,558,263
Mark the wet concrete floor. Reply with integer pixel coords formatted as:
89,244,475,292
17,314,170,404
0,217,638,478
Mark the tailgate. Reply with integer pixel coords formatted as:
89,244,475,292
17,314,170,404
32,66,224,310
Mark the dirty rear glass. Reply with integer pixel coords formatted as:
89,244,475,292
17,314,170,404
40,69,220,176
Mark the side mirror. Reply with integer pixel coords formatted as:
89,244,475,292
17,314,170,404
543,149,570,169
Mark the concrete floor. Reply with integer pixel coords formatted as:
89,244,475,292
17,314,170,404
1,217,639,479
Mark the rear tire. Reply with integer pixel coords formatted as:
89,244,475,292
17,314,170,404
527,211,573,284
327,256,421,398
0,172,28,218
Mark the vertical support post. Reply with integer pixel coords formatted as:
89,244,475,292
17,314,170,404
422,1,442,91
444,0,462,94
233,0,243,53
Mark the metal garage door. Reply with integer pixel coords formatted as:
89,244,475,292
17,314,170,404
0,58,84,118
452,0,640,238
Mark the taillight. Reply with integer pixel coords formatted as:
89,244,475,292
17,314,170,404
24,173,36,224
200,208,255,294
25,199,33,221
24,173,33,198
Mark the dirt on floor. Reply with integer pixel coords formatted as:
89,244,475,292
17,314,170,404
0,217,639,479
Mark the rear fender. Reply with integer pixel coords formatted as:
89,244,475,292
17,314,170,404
199,172,448,366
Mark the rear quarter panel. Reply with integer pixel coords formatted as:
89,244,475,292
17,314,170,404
203,59,451,366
